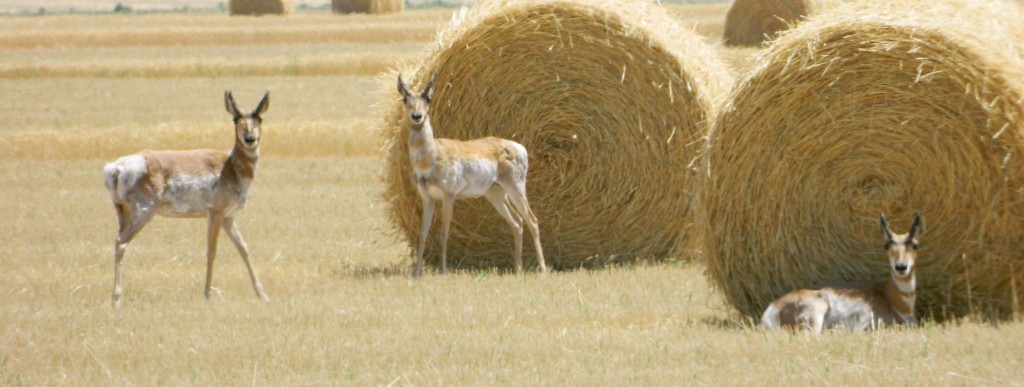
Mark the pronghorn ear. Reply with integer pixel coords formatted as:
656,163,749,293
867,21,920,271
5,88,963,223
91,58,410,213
397,73,411,99
422,72,438,101
880,213,894,241
253,90,269,117
909,212,923,240
225,90,241,119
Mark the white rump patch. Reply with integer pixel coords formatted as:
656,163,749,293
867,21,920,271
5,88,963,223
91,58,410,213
104,155,147,203
760,303,780,329
509,141,528,167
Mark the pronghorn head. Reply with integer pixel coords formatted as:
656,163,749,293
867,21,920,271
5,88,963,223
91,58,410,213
880,212,922,278
225,90,269,151
397,72,437,127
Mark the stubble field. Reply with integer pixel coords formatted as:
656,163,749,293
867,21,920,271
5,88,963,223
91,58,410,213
2,3,1023,385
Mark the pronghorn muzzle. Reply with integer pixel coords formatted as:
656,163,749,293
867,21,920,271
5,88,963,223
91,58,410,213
894,263,909,276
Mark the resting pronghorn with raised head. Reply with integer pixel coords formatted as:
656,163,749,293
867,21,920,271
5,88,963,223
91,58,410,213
761,212,922,332
103,91,270,306
398,73,547,277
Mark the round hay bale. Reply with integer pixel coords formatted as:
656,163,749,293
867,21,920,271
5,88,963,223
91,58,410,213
722,0,828,47
701,0,1024,320
332,0,403,14
229,0,293,15
382,0,731,270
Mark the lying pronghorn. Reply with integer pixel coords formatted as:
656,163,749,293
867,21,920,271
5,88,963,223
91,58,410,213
761,213,922,332
103,91,270,306
397,73,547,277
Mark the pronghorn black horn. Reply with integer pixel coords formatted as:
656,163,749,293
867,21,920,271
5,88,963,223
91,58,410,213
225,90,241,119
253,90,269,117
880,213,893,241
909,212,923,240
397,73,410,97
422,72,438,101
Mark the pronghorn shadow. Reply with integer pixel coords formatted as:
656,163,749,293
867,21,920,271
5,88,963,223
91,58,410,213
338,264,544,279
345,264,412,279
699,316,756,331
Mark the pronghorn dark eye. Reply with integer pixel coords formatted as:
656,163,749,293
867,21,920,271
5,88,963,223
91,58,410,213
884,241,893,250
908,241,918,249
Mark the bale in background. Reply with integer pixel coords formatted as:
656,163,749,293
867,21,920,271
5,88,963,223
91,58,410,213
723,0,826,46
701,0,1024,320
229,0,293,15
382,0,731,270
332,0,403,14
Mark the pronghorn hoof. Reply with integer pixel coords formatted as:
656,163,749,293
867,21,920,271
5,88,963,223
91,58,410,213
204,287,224,300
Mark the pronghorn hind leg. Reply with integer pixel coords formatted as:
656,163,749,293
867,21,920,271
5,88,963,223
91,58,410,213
439,194,456,275
502,182,546,273
115,203,130,234
204,211,225,299
112,203,156,307
414,193,435,278
222,216,268,301
484,186,524,274
798,296,830,333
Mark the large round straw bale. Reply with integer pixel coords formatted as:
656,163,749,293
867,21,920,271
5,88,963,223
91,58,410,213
382,0,731,270
723,0,828,46
332,0,403,14
701,0,1024,320
229,0,293,15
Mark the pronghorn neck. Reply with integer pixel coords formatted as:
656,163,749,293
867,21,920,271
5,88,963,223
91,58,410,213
229,141,259,181
408,116,435,142
408,117,438,179
885,267,916,322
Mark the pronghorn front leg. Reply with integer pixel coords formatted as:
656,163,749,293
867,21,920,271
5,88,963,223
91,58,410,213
414,192,435,278
222,216,268,301
204,210,225,299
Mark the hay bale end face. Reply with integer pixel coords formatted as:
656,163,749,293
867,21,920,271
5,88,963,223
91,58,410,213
723,0,822,46
229,0,293,15
332,0,403,14
702,0,1024,320
382,0,731,270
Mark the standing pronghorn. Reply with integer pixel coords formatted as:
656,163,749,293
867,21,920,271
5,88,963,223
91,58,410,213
761,212,922,332
103,91,270,306
398,73,547,277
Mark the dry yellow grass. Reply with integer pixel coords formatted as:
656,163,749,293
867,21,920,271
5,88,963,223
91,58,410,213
0,11,450,49
3,156,1024,384
0,11,452,79
1,4,1021,385
0,76,387,158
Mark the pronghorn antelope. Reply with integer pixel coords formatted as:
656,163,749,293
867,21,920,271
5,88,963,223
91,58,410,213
398,73,547,277
103,91,270,306
760,212,922,332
